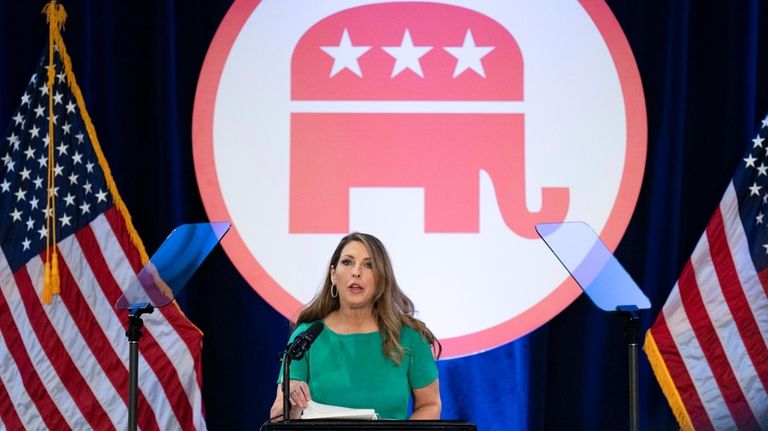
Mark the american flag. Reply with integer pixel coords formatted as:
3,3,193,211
0,32,206,430
644,116,768,430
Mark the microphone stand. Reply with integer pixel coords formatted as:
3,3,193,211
282,351,293,422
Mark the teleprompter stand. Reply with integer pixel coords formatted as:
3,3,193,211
536,222,651,431
116,222,230,431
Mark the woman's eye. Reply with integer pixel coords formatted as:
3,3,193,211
340,259,353,266
364,262,373,269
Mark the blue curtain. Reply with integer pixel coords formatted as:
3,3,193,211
2,1,768,429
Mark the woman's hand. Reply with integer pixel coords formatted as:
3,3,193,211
269,380,311,421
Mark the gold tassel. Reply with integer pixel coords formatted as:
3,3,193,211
40,0,67,304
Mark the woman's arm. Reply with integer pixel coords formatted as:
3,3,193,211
268,380,311,421
410,379,441,420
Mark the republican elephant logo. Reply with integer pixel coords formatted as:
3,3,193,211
288,2,569,238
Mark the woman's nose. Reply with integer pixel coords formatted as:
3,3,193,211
351,265,361,277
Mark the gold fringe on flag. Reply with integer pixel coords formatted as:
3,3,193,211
643,331,694,431
41,0,67,304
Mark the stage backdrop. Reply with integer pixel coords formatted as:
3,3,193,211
2,1,768,430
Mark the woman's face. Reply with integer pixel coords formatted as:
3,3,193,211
331,241,377,311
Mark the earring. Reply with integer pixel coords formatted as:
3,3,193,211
331,284,338,298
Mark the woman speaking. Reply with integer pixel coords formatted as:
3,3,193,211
270,232,442,420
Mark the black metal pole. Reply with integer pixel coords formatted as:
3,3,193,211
282,354,291,422
622,309,640,431
126,304,154,431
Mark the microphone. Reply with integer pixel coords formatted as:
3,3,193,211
285,321,324,360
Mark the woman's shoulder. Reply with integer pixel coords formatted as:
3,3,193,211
399,322,429,343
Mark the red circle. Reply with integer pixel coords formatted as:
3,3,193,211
192,0,647,358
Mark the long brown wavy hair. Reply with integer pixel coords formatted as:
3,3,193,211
296,232,441,364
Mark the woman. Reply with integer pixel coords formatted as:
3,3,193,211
269,232,442,420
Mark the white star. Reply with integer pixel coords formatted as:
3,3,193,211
321,29,371,78
22,238,31,251
382,29,432,78
37,226,47,239
47,114,58,125
14,188,26,202
72,152,83,165
42,134,49,147
757,212,764,224
65,100,76,114
83,181,92,194
36,155,48,169
68,172,79,185
59,213,72,227
25,216,34,231
24,147,35,160
95,189,108,203
753,134,765,148
444,30,494,78
29,125,40,139
54,164,64,177
56,142,68,156
29,74,37,85
20,92,31,105
19,167,31,181
4,158,14,173
63,193,76,206
53,91,63,105
744,153,758,168
1,153,10,166
75,132,85,144
56,71,66,84
762,115,768,128
12,112,23,126
79,201,91,215
62,122,71,135
758,163,768,176
29,196,39,210
0,179,10,192
39,83,49,96
34,105,45,118
48,186,59,197
749,182,762,196
85,161,94,173
32,176,43,189
9,208,22,222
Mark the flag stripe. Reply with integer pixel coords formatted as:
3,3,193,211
721,185,768,357
0,377,24,431
678,257,759,430
57,233,162,431
708,208,768,394
0,277,70,430
14,262,116,430
649,314,712,430
0,333,41,429
78,216,189,429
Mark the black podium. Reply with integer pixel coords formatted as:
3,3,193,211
264,420,476,431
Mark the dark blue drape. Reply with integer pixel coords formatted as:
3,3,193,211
3,1,768,430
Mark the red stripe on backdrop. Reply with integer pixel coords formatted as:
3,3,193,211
0,377,24,430
75,222,194,430
677,259,759,430
0,292,66,430
55,241,161,431
707,211,768,391
650,313,713,431
103,208,205,392
13,264,115,430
